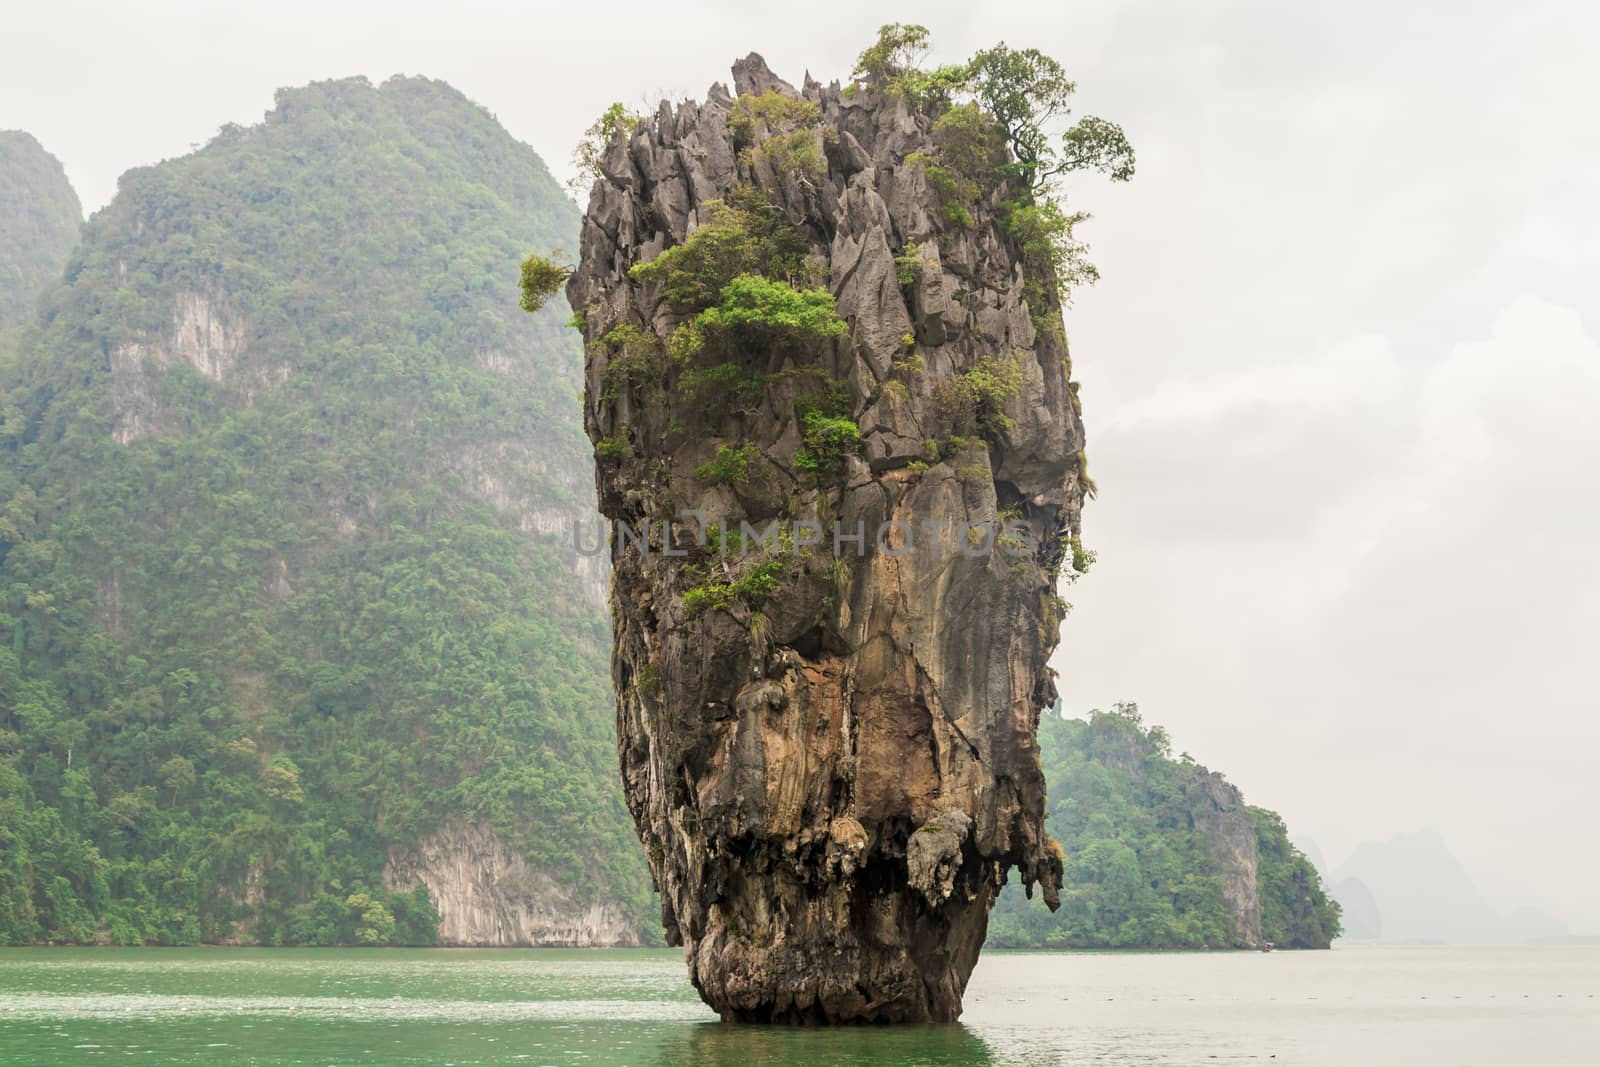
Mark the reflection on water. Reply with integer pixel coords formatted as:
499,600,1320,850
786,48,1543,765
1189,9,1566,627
668,1020,999,1066
1,945,1596,1066
0,993,707,1023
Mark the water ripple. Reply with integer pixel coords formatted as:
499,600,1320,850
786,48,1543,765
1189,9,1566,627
0,994,713,1023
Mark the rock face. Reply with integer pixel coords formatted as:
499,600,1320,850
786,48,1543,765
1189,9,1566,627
109,287,261,444
1183,767,1264,947
384,820,639,946
569,55,1088,1022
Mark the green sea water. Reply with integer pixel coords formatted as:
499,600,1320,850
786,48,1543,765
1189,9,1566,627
0,945,1595,1065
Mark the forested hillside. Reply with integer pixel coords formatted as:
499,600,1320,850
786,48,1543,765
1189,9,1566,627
988,706,1340,949
0,130,82,339
0,77,651,946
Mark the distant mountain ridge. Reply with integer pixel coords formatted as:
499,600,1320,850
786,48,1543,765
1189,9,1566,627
1292,833,1381,941
0,130,81,336
1331,830,1566,944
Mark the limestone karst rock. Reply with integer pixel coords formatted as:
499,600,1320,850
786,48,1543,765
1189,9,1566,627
569,55,1089,1022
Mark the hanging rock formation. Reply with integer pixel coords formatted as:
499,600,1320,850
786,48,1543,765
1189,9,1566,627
569,54,1089,1023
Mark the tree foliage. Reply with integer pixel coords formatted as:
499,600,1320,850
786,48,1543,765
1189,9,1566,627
1254,808,1342,948
627,187,813,311
518,251,571,313
1060,116,1137,183
850,29,1134,195
851,23,933,91
696,274,848,344
844,25,1134,322
966,44,1135,192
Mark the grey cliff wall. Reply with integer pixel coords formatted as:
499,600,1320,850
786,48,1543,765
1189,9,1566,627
383,820,639,946
1183,768,1263,947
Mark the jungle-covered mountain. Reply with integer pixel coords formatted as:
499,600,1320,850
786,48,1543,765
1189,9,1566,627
988,705,1340,949
0,76,652,946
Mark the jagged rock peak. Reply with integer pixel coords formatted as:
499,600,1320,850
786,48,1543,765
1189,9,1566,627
569,50,1088,1023
731,53,797,98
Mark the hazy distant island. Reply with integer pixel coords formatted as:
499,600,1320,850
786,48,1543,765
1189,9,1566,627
0,129,82,349
1296,829,1568,946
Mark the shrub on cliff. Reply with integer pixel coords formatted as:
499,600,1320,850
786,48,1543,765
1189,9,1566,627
569,102,642,194
937,354,1024,444
627,188,812,311
697,274,847,345
518,250,571,312
695,443,759,486
729,92,820,149
795,411,863,478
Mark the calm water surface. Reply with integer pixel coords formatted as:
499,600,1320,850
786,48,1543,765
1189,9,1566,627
0,945,1594,1065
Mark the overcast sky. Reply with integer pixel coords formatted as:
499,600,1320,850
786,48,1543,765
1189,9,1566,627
5,0,1597,930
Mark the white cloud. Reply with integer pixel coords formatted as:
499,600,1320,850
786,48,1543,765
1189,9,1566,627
1100,334,1401,434
1061,296,1600,926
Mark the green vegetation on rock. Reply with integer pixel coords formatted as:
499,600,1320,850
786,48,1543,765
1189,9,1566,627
626,188,816,311
694,444,759,486
682,559,787,618
795,411,863,478
850,26,1134,324
697,274,847,345
568,102,642,195
518,251,572,312
729,92,820,148
937,353,1024,444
